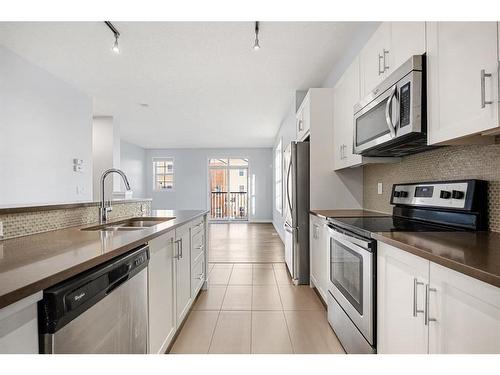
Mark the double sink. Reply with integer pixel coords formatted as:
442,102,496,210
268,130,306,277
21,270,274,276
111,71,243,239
81,217,175,232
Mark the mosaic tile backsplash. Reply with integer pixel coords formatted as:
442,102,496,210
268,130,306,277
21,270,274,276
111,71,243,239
0,200,152,240
363,142,500,232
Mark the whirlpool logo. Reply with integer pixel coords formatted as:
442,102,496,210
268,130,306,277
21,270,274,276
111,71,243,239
74,292,86,301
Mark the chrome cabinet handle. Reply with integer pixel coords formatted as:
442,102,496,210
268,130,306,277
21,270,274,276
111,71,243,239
196,244,204,250
425,284,437,325
383,49,390,72
339,145,343,160
378,54,384,75
385,85,398,138
413,278,424,317
480,69,493,108
174,239,181,259
179,238,183,259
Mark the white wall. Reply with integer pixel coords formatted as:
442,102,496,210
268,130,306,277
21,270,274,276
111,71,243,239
146,148,273,222
0,46,92,206
120,140,147,198
271,23,379,241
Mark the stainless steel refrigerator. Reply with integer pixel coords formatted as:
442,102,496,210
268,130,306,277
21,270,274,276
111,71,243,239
283,141,310,285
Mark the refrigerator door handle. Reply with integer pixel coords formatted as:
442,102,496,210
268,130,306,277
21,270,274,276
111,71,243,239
286,159,292,217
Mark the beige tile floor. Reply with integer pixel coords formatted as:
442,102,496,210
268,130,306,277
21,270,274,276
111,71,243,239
209,223,285,263
170,262,345,354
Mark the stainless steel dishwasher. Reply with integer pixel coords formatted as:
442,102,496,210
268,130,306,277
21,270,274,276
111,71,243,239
38,245,149,354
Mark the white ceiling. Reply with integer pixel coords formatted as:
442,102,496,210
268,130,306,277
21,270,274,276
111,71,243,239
0,22,373,148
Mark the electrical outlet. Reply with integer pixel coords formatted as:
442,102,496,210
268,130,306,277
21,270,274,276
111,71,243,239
377,182,383,195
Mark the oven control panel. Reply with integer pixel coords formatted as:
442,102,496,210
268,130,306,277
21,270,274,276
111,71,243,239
391,181,471,209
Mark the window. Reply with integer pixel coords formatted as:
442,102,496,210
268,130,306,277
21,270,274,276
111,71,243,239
153,157,174,191
275,139,283,213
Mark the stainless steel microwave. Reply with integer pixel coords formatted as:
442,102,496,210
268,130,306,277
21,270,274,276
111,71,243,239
353,55,430,157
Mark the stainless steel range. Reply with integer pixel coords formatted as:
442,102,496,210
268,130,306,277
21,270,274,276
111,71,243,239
326,179,488,354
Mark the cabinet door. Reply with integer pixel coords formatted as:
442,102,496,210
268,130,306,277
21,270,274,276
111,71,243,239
333,57,362,170
296,94,310,141
377,242,429,354
148,231,176,354
389,22,426,71
309,215,327,302
428,262,500,354
427,22,499,144
175,225,192,326
360,23,391,97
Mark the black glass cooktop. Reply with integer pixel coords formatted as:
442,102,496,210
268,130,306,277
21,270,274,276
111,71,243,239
329,216,462,238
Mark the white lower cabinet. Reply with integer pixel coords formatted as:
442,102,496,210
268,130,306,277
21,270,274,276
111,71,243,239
175,223,193,326
309,214,327,303
148,231,176,354
428,262,500,354
0,292,42,353
377,242,500,354
377,243,429,354
147,215,207,354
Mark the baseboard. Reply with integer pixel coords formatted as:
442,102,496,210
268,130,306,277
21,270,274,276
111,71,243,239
249,219,272,223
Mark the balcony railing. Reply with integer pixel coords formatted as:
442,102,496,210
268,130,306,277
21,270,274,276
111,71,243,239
210,191,248,220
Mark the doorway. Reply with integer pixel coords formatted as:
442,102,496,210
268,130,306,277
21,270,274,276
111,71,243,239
209,158,249,221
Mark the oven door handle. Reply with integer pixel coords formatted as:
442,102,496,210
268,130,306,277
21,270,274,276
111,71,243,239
385,85,398,138
327,226,372,251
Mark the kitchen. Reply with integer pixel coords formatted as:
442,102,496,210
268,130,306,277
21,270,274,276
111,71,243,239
1,1,500,372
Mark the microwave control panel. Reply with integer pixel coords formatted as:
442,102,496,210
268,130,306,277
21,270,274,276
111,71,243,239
399,82,411,128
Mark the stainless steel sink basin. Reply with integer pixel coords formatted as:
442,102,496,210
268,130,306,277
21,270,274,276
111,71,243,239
81,217,175,231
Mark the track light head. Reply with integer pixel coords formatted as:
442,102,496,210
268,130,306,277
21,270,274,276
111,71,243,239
253,21,260,51
112,35,120,54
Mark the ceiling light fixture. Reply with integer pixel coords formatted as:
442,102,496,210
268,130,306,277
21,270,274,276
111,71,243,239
253,21,261,51
104,21,120,54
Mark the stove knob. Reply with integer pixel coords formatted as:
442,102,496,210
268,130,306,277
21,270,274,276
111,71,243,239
452,190,465,199
393,191,401,198
400,191,409,198
440,190,451,199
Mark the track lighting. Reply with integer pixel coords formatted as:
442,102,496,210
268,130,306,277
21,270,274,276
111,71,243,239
105,21,121,54
112,35,120,54
253,21,260,51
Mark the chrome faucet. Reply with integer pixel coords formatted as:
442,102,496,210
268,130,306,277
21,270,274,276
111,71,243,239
99,168,131,223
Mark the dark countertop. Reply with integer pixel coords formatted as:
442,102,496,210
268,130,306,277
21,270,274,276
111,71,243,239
373,231,500,288
310,209,390,219
0,209,208,309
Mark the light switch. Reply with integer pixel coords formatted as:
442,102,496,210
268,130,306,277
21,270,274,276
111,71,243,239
377,182,383,195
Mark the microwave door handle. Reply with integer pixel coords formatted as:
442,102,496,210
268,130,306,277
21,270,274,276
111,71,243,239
385,85,397,138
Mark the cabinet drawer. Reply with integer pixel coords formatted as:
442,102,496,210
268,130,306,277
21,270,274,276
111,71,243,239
191,230,205,265
190,217,205,237
191,257,205,297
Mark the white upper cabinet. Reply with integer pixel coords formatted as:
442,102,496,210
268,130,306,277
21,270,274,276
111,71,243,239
296,93,311,141
360,22,426,98
390,22,426,71
333,57,362,170
427,22,499,144
428,262,500,354
360,23,391,97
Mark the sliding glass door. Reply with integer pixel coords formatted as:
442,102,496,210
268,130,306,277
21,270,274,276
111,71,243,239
209,158,249,221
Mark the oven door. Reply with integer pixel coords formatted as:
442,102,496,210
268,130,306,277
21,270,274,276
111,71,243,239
327,226,374,345
353,70,422,155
